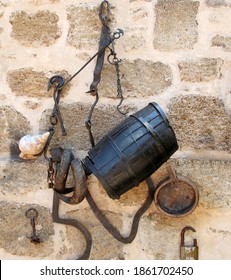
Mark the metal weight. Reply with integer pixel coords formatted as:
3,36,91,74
180,226,198,260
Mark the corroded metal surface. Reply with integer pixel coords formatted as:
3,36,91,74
154,175,199,217
180,226,199,260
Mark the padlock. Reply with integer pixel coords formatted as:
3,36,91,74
180,226,199,260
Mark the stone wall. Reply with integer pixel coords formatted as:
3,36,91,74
0,0,231,260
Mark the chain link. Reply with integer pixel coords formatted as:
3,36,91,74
112,54,127,116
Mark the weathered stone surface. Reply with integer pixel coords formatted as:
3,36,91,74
24,100,41,110
115,181,150,206
7,68,70,97
212,35,231,52
138,212,190,259
206,0,231,6
28,0,60,4
168,95,231,151
10,11,61,46
171,158,231,209
178,58,223,82
0,106,31,156
122,31,147,52
129,5,149,23
0,158,47,195
130,0,152,2
137,207,231,260
67,5,101,49
0,201,54,257
40,102,126,151
153,0,199,51
65,208,124,260
0,94,6,100
122,4,150,52
91,177,150,207
98,59,172,98
0,1,7,9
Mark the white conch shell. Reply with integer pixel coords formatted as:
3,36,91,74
19,132,50,160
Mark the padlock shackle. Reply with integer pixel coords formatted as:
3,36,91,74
193,238,197,247
180,226,196,246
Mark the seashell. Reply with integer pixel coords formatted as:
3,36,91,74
19,132,50,160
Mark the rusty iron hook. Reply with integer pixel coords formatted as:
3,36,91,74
47,75,67,136
99,0,110,25
47,75,65,91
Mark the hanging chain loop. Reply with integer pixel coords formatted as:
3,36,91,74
107,39,128,116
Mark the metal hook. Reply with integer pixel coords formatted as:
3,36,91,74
47,75,65,91
112,29,124,40
99,0,110,25
47,75,67,136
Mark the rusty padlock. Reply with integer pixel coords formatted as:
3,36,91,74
180,226,199,260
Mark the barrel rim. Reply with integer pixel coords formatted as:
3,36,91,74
149,102,168,124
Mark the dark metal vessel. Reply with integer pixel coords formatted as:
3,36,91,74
83,102,178,199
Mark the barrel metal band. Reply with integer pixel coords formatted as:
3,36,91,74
106,134,140,189
130,114,168,159
83,156,119,199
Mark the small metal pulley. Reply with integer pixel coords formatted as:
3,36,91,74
180,226,199,260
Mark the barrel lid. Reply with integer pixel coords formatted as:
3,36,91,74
154,175,199,217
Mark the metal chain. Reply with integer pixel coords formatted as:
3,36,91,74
43,75,66,187
107,45,127,116
114,59,127,116
115,59,122,98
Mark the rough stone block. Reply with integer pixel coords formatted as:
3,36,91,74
137,207,231,260
178,58,223,82
212,35,231,52
0,106,31,156
0,201,54,258
40,102,126,152
0,158,48,195
168,95,231,151
121,5,149,51
206,0,231,6
153,0,199,51
115,181,150,206
90,176,150,207
129,0,152,2
65,208,124,260
67,5,101,49
128,5,149,24
121,30,147,52
98,59,172,98
10,11,61,46
171,158,231,209
66,209,123,260
7,68,70,97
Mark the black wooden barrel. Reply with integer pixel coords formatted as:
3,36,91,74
83,102,178,199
